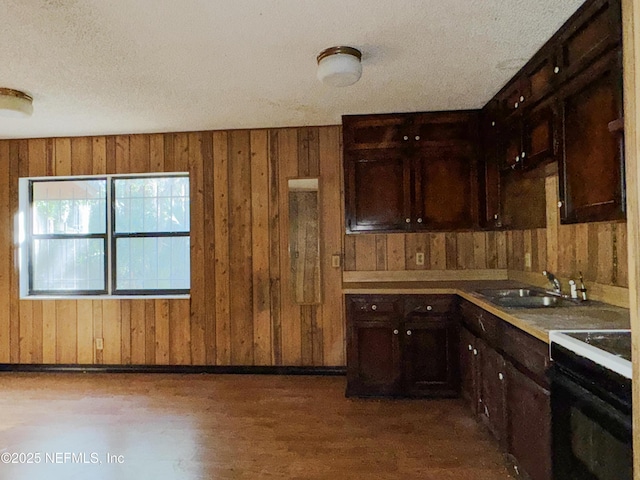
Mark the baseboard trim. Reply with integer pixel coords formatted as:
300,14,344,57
0,364,347,376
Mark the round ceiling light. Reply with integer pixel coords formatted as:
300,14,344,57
317,46,362,87
0,88,33,118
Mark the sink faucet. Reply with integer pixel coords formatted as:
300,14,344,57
542,270,562,295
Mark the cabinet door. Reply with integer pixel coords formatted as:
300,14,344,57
413,147,476,230
346,319,402,397
558,48,624,223
479,105,501,228
345,151,411,233
478,340,507,445
498,118,524,171
557,0,621,82
506,362,552,480
402,316,459,397
523,102,557,169
459,327,480,413
343,114,411,151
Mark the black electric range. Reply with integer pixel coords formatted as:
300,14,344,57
549,330,632,480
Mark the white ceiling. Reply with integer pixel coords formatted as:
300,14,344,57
1,0,586,139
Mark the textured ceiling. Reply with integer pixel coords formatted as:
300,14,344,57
1,0,586,139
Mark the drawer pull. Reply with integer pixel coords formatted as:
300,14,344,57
406,330,412,336
468,344,473,351
498,373,504,381
473,349,478,356
371,305,377,311
393,329,399,335
426,305,432,311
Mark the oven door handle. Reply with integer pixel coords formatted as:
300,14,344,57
552,370,632,437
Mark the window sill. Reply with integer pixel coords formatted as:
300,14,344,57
20,294,191,301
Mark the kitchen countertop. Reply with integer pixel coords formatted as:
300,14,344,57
343,280,631,343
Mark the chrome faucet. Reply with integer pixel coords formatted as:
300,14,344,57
542,270,562,295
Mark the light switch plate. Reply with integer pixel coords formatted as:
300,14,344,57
331,254,341,268
95,338,104,350
524,253,532,268
416,252,425,266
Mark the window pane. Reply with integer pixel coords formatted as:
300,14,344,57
32,180,107,234
32,239,105,291
115,237,190,291
114,177,190,233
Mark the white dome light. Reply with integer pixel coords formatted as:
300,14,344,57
317,46,362,87
0,88,33,117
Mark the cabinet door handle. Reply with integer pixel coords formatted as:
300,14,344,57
554,66,560,74
414,135,420,141
426,305,432,311
558,201,563,208
371,305,377,311
417,218,423,223
405,218,411,223
514,102,519,109
473,349,478,356
393,329,399,335
403,135,409,141
519,95,525,103
498,373,504,381
468,344,473,351
406,330,412,336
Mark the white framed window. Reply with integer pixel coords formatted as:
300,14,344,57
18,173,190,298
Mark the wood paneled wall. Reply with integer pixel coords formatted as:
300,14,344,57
0,126,344,367
344,225,627,287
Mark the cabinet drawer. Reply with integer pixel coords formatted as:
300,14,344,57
404,295,456,315
501,323,550,384
460,301,500,345
347,295,402,316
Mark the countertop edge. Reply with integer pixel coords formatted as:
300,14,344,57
343,281,630,345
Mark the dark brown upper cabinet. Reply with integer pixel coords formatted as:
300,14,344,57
483,0,624,226
343,112,480,234
555,0,622,85
558,48,625,223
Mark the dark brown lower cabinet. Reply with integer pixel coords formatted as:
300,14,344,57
403,315,459,397
347,319,402,397
459,300,552,480
459,327,480,413
478,339,507,446
506,362,552,480
346,294,458,398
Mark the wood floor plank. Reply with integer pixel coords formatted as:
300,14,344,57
0,374,515,480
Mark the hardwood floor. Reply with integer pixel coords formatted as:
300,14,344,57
0,373,514,479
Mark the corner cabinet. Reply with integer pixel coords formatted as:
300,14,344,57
343,112,480,233
346,294,459,398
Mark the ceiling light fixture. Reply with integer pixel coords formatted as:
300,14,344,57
0,88,33,117
317,46,362,87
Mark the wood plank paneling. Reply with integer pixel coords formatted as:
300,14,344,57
319,126,344,366
250,130,272,366
277,129,301,366
212,131,231,365
0,141,10,363
228,130,254,365
188,132,206,365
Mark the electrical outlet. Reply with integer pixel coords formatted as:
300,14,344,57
416,252,425,266
95,338,104,350
331,254,341,268
524,253,532,268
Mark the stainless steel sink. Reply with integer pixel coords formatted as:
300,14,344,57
493,296,578,308
476,288,582,308
476,288,541,298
